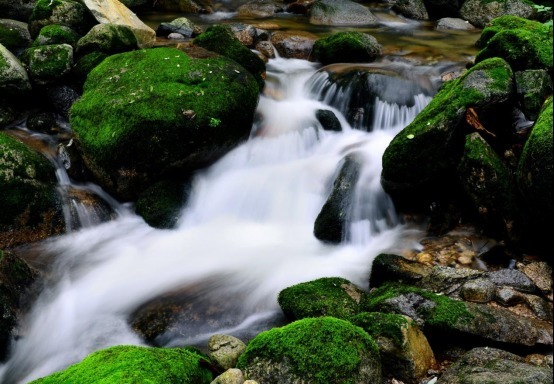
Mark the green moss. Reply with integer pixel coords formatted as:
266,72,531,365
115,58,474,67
135,180,186,229
70,47,259,187
32,25,80,47
312,31,382,65
362,283,474,329
72,51,108,82
0,25,25,51
21,44,73,81
382,57,513,192
237,317,380,384
76,24,138,56
30,345,214,383
193,25,265,90
277,277,362,321
30,0,62,20
350,312,409,346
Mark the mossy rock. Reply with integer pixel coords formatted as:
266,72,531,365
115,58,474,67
458,132,519,237
32,24,80,48
21,43,73,84
0,43,31,96
76,23,139,56
0,19,32,53
314,154,361,243
135,179,190,229
381,57,514,207
0,132,63,248
459,0,537,29
278,277,364,321
237,317,381,384
71,51,108,85
475,15,553,73
515,69,553,120
193,25,265,90
0,250,37,360
70,47,259,200
312,31,382,65
29,345,214,383
28,0,94,38
516,97,553,239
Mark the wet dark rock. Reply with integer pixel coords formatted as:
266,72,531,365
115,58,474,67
135,179,190,229
286,0,312,15
422,0,460,19
488,268,536,293
156,17,202,38
270,30,317,60
436,17,476,30
459,278,496,303
392,0,428,20
439,347,553,384
0,19,32,54
26,110,57,134
228,23,257,47
0,0,37,22
314,154,361,243
369,253,432,289
459,0,536,29
315,109,341,131
45,85,80,120
514,70,552,121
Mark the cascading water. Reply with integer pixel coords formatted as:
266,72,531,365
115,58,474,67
1,56,435,383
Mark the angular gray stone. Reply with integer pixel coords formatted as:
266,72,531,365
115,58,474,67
459,278,496,303
488,268,536,293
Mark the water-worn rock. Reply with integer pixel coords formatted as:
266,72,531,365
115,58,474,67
76,23,138,56
309,0,379,26
237,0,284,18
0,19,32,53
135,179,190,229
45,84,79,119
208,334,247,370
21,43,74,85
436,18,476,30
369,253,432,289
70,47,260,200
315,109,341,131
28,0,94,38
514,70,552,121
516,97,553,240
314,154,361,243
487,268,536,293
0,44,31,96
156,17,202,38
351,312,436,383
194,25,265,89
381,58,514,207
458,133,519,237
0,250,37,360
364,283,553,347
278,277,364,320
0,132,63,249
419,266,484,295
29,345,214,383
270,30,317,60
438,347,553,384
32,25,80,48
211,368,244,384
459,278,496,303
392,0,428,20
459,0,536,29
237,317,382,384
475,16,552,73
312,31,382,65
80,0,156,48
228,23,257,47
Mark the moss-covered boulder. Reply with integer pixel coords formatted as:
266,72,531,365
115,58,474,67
0,250,37,360
32,24,80,48
475,16,552,73
28,0,94,38
515,69,552,121
381,57,514,207
314,154,361,243
193,25,265,90
135,179,190,229
308,0,379,26
237,317,381,384
76,23,138,56
71,51,108,86
312,31,382,65
362,283,553,347
21,43,73,84
29,345,214,383
0,43,31,95
70,47,259,200
0,19,32,53
516,97,553,240
0,132,63,249
458,132,519,237
439,347,553,384
278,277,364,321
459,0,537,29
351,312,436,384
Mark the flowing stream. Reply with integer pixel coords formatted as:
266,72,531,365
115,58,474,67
2,52,446,383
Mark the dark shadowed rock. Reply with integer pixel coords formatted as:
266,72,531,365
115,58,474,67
393,0,428,20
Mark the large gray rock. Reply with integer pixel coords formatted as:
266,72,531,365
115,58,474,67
0,44,31,95
312,31,382,65
459,0,536,28
0,19,32,53
76,23,138,55
436,17,476,30
439,347,553,384
80,0,155,48
309,0,379,26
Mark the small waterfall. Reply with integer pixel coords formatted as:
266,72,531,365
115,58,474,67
0,57,434,383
